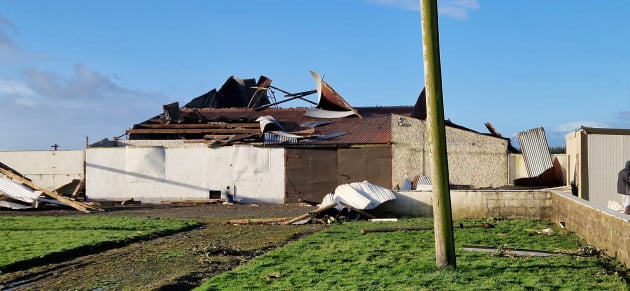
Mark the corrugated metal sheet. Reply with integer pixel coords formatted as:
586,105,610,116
0,175,40,203
586,133,630,209
517,127,553,177
332,181,396,210
264,131,299,144
303,108,356,119
256,115,284,132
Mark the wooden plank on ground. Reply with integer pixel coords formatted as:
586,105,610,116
228,217,291,225
360,226,433,234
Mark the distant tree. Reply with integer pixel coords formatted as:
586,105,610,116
549,146,566,154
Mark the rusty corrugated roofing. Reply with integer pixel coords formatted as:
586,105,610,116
129,106,413,145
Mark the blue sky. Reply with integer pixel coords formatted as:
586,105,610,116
1,0,629,150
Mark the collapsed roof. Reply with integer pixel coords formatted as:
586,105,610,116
123,71,508,147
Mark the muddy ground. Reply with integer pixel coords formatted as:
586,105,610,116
0,203,324,290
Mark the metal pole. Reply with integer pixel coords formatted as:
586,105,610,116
420,0,456,267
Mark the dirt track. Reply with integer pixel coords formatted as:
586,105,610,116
0,203,323,290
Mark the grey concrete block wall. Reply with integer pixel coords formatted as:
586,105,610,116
550,191,630,268
380,190,552,219
381,189,630,267
391,114,509,189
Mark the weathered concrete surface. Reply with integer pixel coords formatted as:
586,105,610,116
550,191,630,268
380,189,552,219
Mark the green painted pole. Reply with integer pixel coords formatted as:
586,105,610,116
420,0,456,267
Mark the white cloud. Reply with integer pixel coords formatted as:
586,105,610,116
0,79,36,97
552,120,608,133
367,0,419,11
440,0,480,20
23,63,124,100
366,0,479,19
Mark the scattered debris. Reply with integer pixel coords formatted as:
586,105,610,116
284,181,396,225
539,228,554,235
0,162,100,212
160,199,222,205
462,245,584,257
607,200,625,212
368,218,398,222
228,217,291,225
283,203,337,225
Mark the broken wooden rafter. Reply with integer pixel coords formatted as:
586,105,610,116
136,123,260,129
126,128,262,135
0,166,100,213
283,203,337,225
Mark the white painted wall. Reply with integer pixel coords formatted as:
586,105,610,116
0,150,84,189
85,145,285,204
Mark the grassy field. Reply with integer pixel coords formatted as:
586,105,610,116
0,216,199,271
197,218,628,290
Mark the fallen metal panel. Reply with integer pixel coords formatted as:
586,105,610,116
0,175,41,204
319,193,336,209
303,108,356,119
517,127,553,177
0,200,33,210
332,181,396,210
256,115,284,132
334,184,372,209
310,70,362,118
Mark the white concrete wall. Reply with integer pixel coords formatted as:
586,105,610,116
85,145,285,204
508,153,567,185
0,150,84,189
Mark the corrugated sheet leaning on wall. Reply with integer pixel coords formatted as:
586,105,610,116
517,127,553,177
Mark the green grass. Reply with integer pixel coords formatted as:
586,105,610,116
197,219,628,290
0,216,199,271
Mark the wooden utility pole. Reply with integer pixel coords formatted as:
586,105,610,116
420,0,456,267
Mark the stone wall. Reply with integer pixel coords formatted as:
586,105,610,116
391,114,509,189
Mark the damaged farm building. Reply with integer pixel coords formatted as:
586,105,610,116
83,72,515,204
